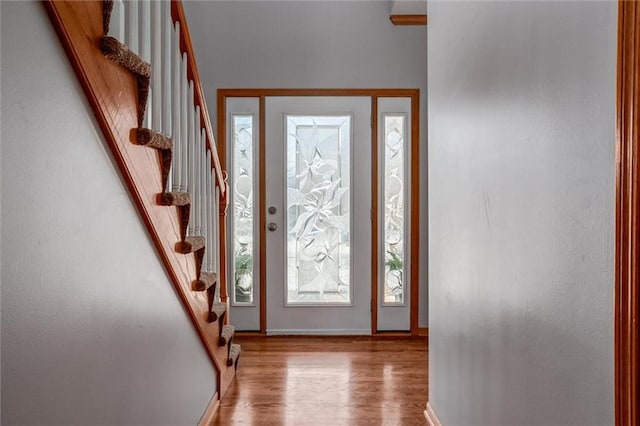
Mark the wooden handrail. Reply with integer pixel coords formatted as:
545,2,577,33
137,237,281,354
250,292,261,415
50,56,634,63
171,0,225,196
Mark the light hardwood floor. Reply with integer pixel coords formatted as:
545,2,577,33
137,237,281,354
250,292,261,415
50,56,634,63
214,336,428,426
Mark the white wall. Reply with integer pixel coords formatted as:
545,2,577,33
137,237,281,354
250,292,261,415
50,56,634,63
183,0,429,327
428,1,616,424
0,2,216,424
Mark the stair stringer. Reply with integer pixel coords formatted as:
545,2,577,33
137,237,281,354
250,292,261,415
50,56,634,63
43,0,238,402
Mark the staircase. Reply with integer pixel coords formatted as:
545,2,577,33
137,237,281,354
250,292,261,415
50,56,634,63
44,0,240,419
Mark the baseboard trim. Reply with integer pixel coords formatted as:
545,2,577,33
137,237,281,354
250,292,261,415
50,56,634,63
418,327,429,337
266,328,370,336
198,392,219,426
424,402,442,426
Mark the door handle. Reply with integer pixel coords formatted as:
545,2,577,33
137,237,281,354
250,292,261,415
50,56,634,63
267,223,277,232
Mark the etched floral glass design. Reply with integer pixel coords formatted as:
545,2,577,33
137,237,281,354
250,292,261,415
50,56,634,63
286,116,351,304
383,115,406,304
232,115,254,304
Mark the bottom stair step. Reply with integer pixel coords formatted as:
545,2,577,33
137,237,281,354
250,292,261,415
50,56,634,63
227,343,241,369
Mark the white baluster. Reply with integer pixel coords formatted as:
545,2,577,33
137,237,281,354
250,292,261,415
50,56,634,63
138,0,151,61
151,0,162,132
200,129,207,244
161,2,172,191
108,0,125,41
194,110,202,237
125,0,139,54
187,83,195,237
199,138,207,268
213,178,220,275
162,1,172,138
180,52,188,193
171,22,181,192
206,154,213,272
139,0,151,129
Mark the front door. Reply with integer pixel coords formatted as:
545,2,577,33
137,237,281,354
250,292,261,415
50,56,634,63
223,91,416,334
264,96,371,334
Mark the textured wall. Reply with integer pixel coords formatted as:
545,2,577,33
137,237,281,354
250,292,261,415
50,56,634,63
427,1,616,424
183,0,429,326
1,2,215,424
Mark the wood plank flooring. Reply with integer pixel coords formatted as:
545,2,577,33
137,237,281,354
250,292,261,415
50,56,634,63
214,336,428,426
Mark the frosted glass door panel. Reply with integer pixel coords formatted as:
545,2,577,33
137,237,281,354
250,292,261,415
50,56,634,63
286,116,352,305
383,114,406,304
377,97,412,331
232,115,255,304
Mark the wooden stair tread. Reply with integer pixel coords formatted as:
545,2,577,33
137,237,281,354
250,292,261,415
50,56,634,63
219,325,235,347
136,128,172,150
136,129,173,191
158,191,190,206
192,271,217,291
208,302,227,323
158,192,191,242
176,236,205,254
101,36,150,77
100,36,150,126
